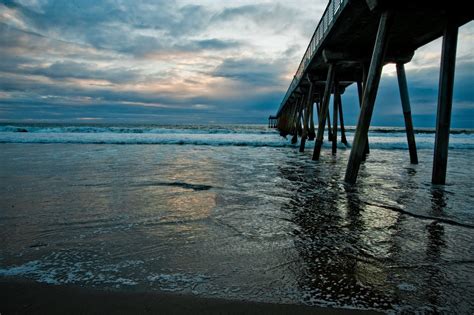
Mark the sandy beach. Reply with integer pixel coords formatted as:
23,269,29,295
0,278,380,314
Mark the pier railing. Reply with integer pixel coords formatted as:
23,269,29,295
277,0,347,115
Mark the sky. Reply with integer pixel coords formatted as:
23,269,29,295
0,0,473,126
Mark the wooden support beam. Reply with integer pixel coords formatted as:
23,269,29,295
345,11,392,184
312,63,336,161
432,21,458,185
332,82,339,155
338,90,348,145
396,63,418,164
356,80,370,156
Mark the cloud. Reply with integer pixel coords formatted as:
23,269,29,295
0,0,472,125
212,58,288,86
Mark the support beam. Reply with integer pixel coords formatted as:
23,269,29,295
357,78,370,155
297,108,304,136
396,63,418,164
299,107,308,151
432,21,458,185
345,11,392,184
312,64,336,160
332,82,339,155
327,111,333,141
308,97,316,141
290,97,301,144
338,90,348,145
300,79,315,152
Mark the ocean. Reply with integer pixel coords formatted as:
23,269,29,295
0,123,473,313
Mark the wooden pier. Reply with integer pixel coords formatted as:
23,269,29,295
273,0,472,184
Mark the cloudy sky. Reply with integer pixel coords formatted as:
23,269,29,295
0,0,473,126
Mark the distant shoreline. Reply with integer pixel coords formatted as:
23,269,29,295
0,277,380,314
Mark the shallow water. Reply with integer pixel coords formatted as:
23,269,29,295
0,124,473,313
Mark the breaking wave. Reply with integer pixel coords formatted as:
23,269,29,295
0,124,473,149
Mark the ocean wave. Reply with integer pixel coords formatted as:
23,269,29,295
1,133,473,149
1,124,473,135
0,125,274,135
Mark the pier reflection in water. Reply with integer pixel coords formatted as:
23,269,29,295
275,151,473,312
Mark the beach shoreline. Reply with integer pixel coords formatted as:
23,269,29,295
0,277,381,314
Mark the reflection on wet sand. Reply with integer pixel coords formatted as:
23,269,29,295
277,161,395,309
276,158,471,312
145,154,217,235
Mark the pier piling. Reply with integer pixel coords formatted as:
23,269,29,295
338,88,347,146
345,11,392,184
313,64,336,161
273,0,472,185
432,21,458,184
357,80,369,156
396,63,418,164
332,82,339,155
300,78,315,152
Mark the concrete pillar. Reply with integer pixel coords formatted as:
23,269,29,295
309,96,316,140
332,82,339,155
432,21,458,184
300,80,315,152
396,62,418,164
338,90,348,145
312,64,336,160
357,80,370,155
327,110,333,141
345,11,392,184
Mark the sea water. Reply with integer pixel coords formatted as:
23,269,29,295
0,123,473,313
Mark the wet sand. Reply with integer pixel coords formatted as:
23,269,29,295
0,278,380,314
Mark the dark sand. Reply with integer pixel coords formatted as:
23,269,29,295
0,278,380,314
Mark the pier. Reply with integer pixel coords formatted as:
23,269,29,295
272,0,472,184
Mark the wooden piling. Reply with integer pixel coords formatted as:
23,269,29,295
345,11,392,184
432,21,458,185
312,64,336,160
396,63,418,164
332,82,339,155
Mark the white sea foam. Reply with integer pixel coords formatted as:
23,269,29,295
0,130,473,149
